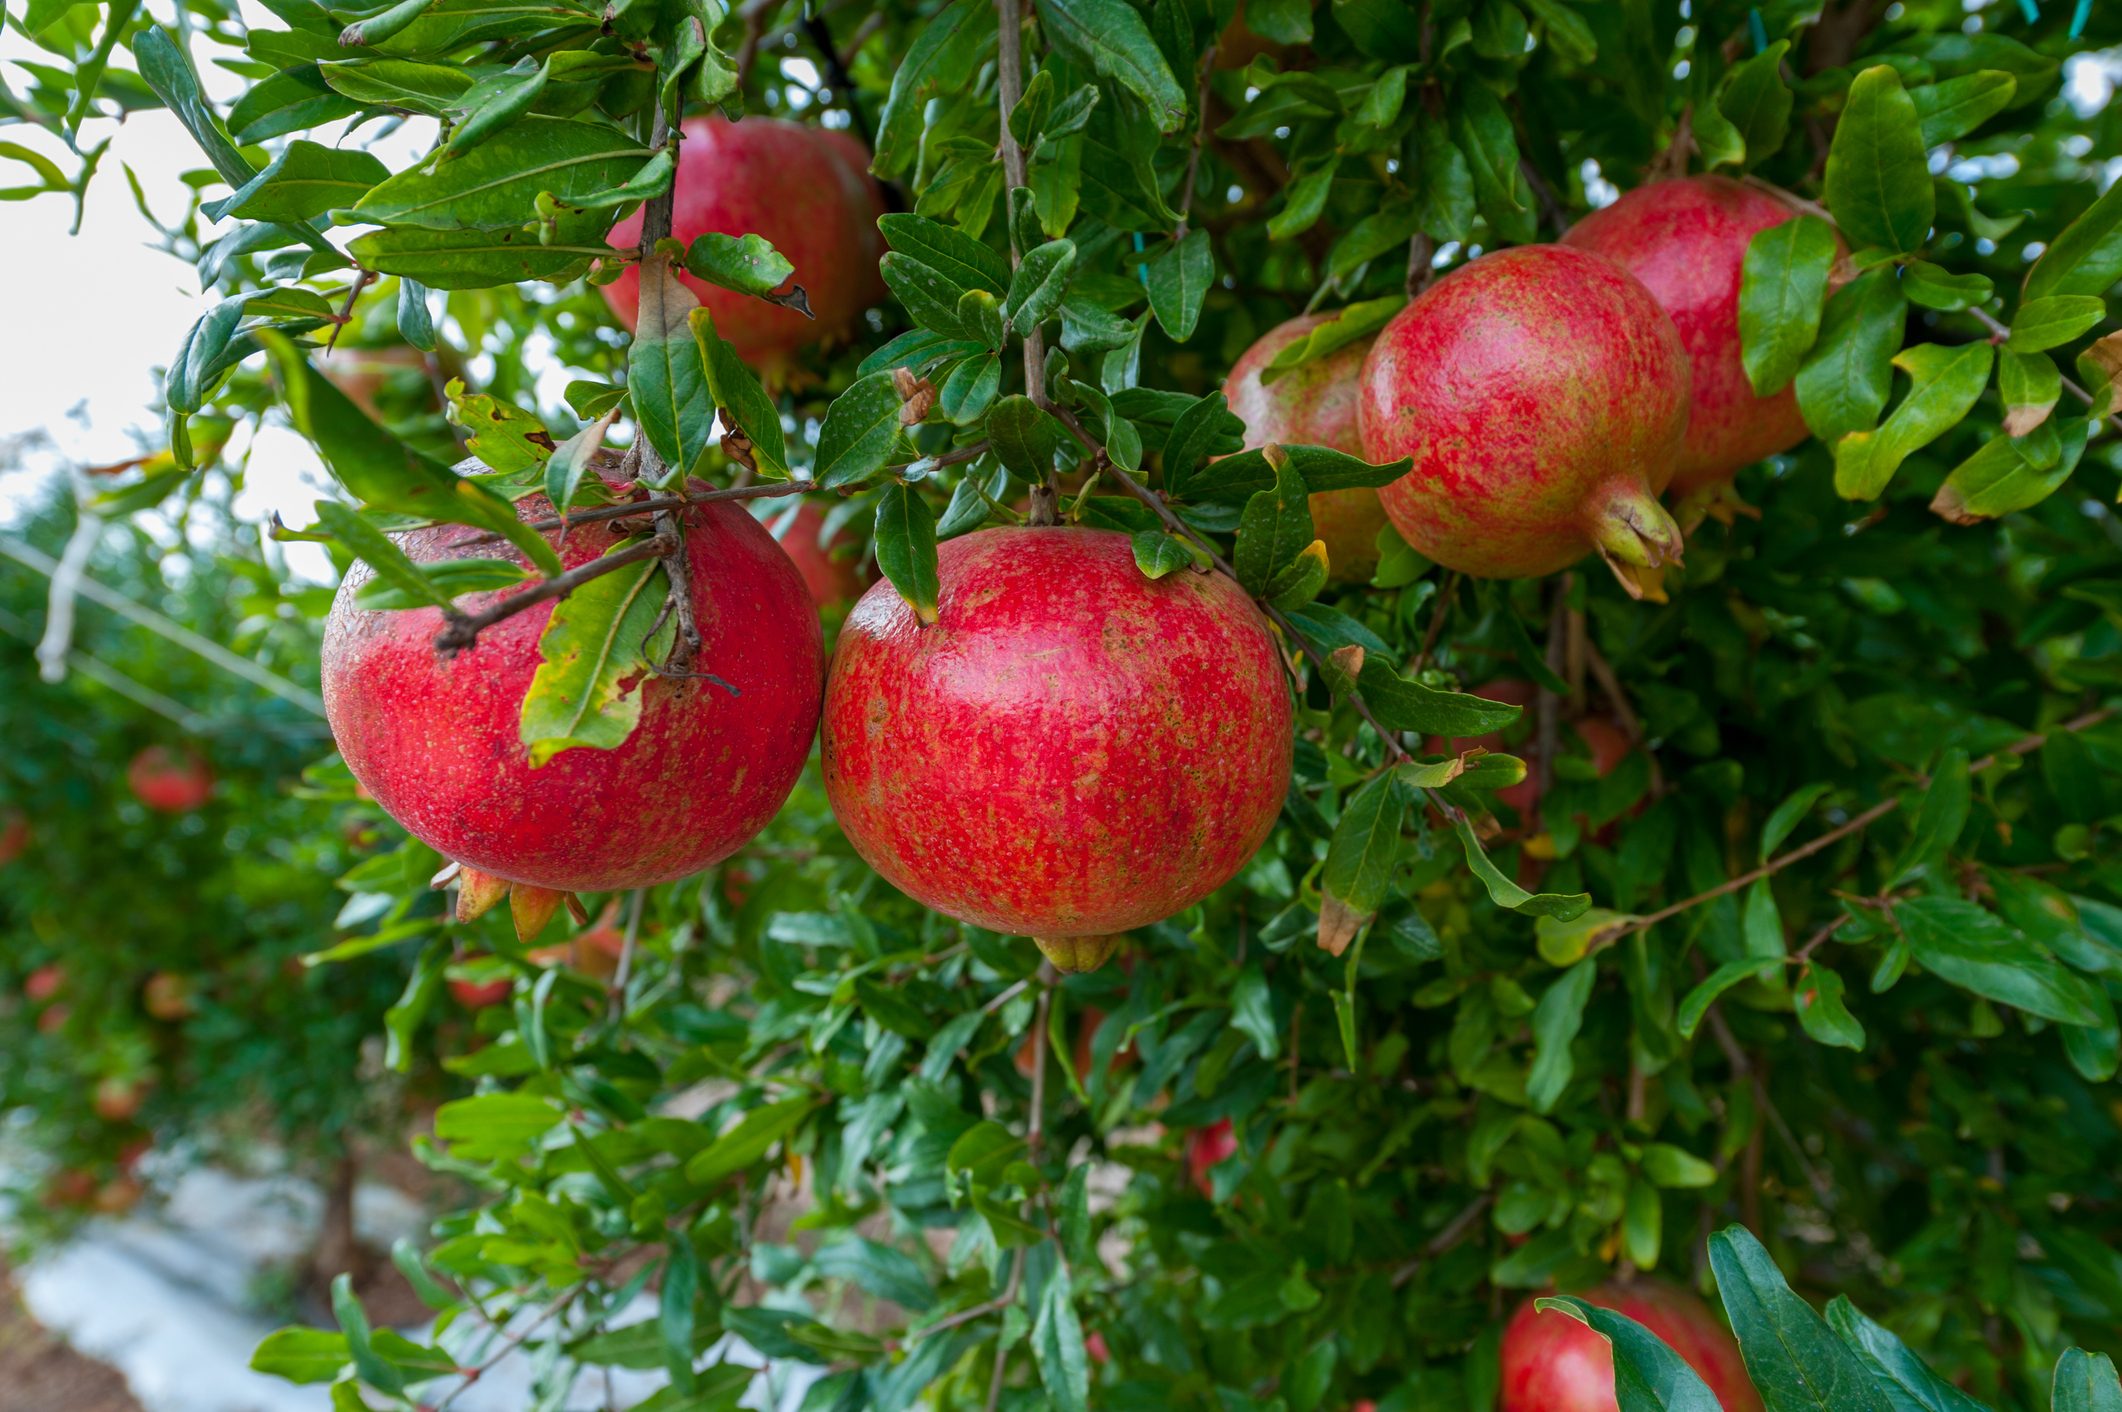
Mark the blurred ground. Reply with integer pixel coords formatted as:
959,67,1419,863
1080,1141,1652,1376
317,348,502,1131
0,1260,143,1412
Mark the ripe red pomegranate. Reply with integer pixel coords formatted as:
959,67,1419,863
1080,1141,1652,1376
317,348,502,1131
821,528,1291,969
25,964,63,1004
1563,176,1818,498
1187,1118,1239,1198
128,746,213,812
603,116,887,375
1085,1331,1112,1366
1358,245,1689,600
769,501,868,608
142,972,195,1022
1224,313,1390,583
1500,1282,1763,1412
322,485,824,898
0,809,27,865
450,973,512,1009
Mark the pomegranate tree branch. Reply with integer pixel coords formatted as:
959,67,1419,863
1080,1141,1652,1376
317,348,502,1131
430,1283,588,1411
434,533,674,656
1172,38,1219,238
1598,706,2117,944
992,0,1058,524
324,268,375,353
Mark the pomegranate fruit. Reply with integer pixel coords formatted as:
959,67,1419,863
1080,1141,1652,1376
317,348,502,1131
1187,1118,1239,1198
128,745,213,812
820,527,1291,968
93,1076,146,1123
1500,1281,1762,1412
321,483,824,901
25,964,63,1003
1358,245,1689,600
769,500,868,608
450,973,512,1009
1563,176,1820,498
142,971,195,1022
603,116,887,375
1224,313,1390,583
0,808,27,865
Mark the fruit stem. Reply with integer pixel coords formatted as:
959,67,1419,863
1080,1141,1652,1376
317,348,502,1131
1585,478,1685,604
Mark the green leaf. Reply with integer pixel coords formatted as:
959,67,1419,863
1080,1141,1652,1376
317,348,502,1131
442,59,550,162
628,256,714,482
434,1091,565,1162
987,394,1062,482
258,332,560,573
350,116,650,229
1709,1225,1896,1412
1144,229,1213,342
879,212,1010,295
1036,0,1189,132
1760,783,1834,862
1677,958,1777,1040
518,542,673,767
880,252,977,337
1319,772,1408,954
1999,349,2062,436
816,372,908,490
331,1275,403,1396
1259,296,1405,385
1522,0,1595,64
874,482,940,625
134,27,274,198
1356,658,1522,737
875,0,996,176
1182,444,1410,504
1234,451,1313,594
1640,1143,1719,1188
2023,178,2122,302
350,223,616,290
1719,41,1794,165
1450,83,1536,246
314,500,449,610
1452,815,1592,921
684,1095,822,1185
1910,71,2017,146
1527,959,1595,1113
1824,65,1933,253
1795,965,1866,1049
1739,215,1837,396
251,1328,352,1385
683,232,795,298
1004,238,1078,336
656,1239,700,1393
1268,161,1339,240
1536,1297,1724,1410
692,309,790,481
814,1238,937,1313
397,279,436,351
1160,391,1244,492
211,140,387,223
2054,1350,2122,1412
1131,529,1195,579
1931,416,2089,524
355,557,530,611
544,408,618,515
1032,1261,1091,1412
2007,295,2106,354
1892,747,1969,885
445,379,552,479
939,355,1001,425
1900,262,1993,313
317,58,475,115
1796,270,1907,441
1896,895,2107,1026
1824,1296,1990,1412
1832,341,1992,500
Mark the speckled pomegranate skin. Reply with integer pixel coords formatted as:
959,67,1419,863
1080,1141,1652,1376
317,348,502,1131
1224,313,1389,583
1358,244,1690,581
322,493,823,894
821,528,1292,939
1500,1282,1763,1412
603,117,887,367
1563,176,1812,494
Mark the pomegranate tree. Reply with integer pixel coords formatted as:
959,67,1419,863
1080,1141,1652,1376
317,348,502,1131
1358,245,1689,599
127,745,213,813
602,116,887,375
321,487,824,909
1500,1282,1762,1412
1224,313,1389,583
820,528,1291,970
1563,176,1817,497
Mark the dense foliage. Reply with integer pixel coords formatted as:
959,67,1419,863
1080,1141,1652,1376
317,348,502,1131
8,0,2122,1408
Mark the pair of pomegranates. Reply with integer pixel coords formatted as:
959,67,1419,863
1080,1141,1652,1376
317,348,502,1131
1229,176,1817,600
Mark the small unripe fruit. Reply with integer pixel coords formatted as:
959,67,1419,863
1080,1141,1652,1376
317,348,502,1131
1224,313,1390,584
1500,1282,1762,1412
128,746,213,813
1359,246,1689,600
821,528,1291,956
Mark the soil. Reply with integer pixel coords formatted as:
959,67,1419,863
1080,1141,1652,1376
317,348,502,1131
0,1261,143,1412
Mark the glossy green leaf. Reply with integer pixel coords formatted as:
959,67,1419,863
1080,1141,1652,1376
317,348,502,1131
1824,1296,1990,1412
1719,41,1793,165
351,116,650,230
1036,0,1189,132
1896,895,2107,1026
1832,341,1992,500
1931,416,2089,523
1796,270,1907,441
1234,451,1313,594
1739,216,1837,396
627,256,714,482
1910,71,2017,145
692,309,790,481
2007,295,2106,354
518,541,674,767
1527,959,1595,1113
1144,229,1212,342
874,481,940,624
1825,66,1933,254
1795,965,1866,1050
1709,1225,1896,1412
1452,816,1592,921
816,372,908,490
1004,238,1078,335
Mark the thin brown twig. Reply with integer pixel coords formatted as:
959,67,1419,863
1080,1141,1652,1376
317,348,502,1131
325,269,375,354
1582,638,1643,743
1600,706,2116,944
1706,1009,1834,1207
433,533,673,656
1173,39,1219,238
1389,1193,1492,1288
1407,570,1457,675
431,1284,587,1411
